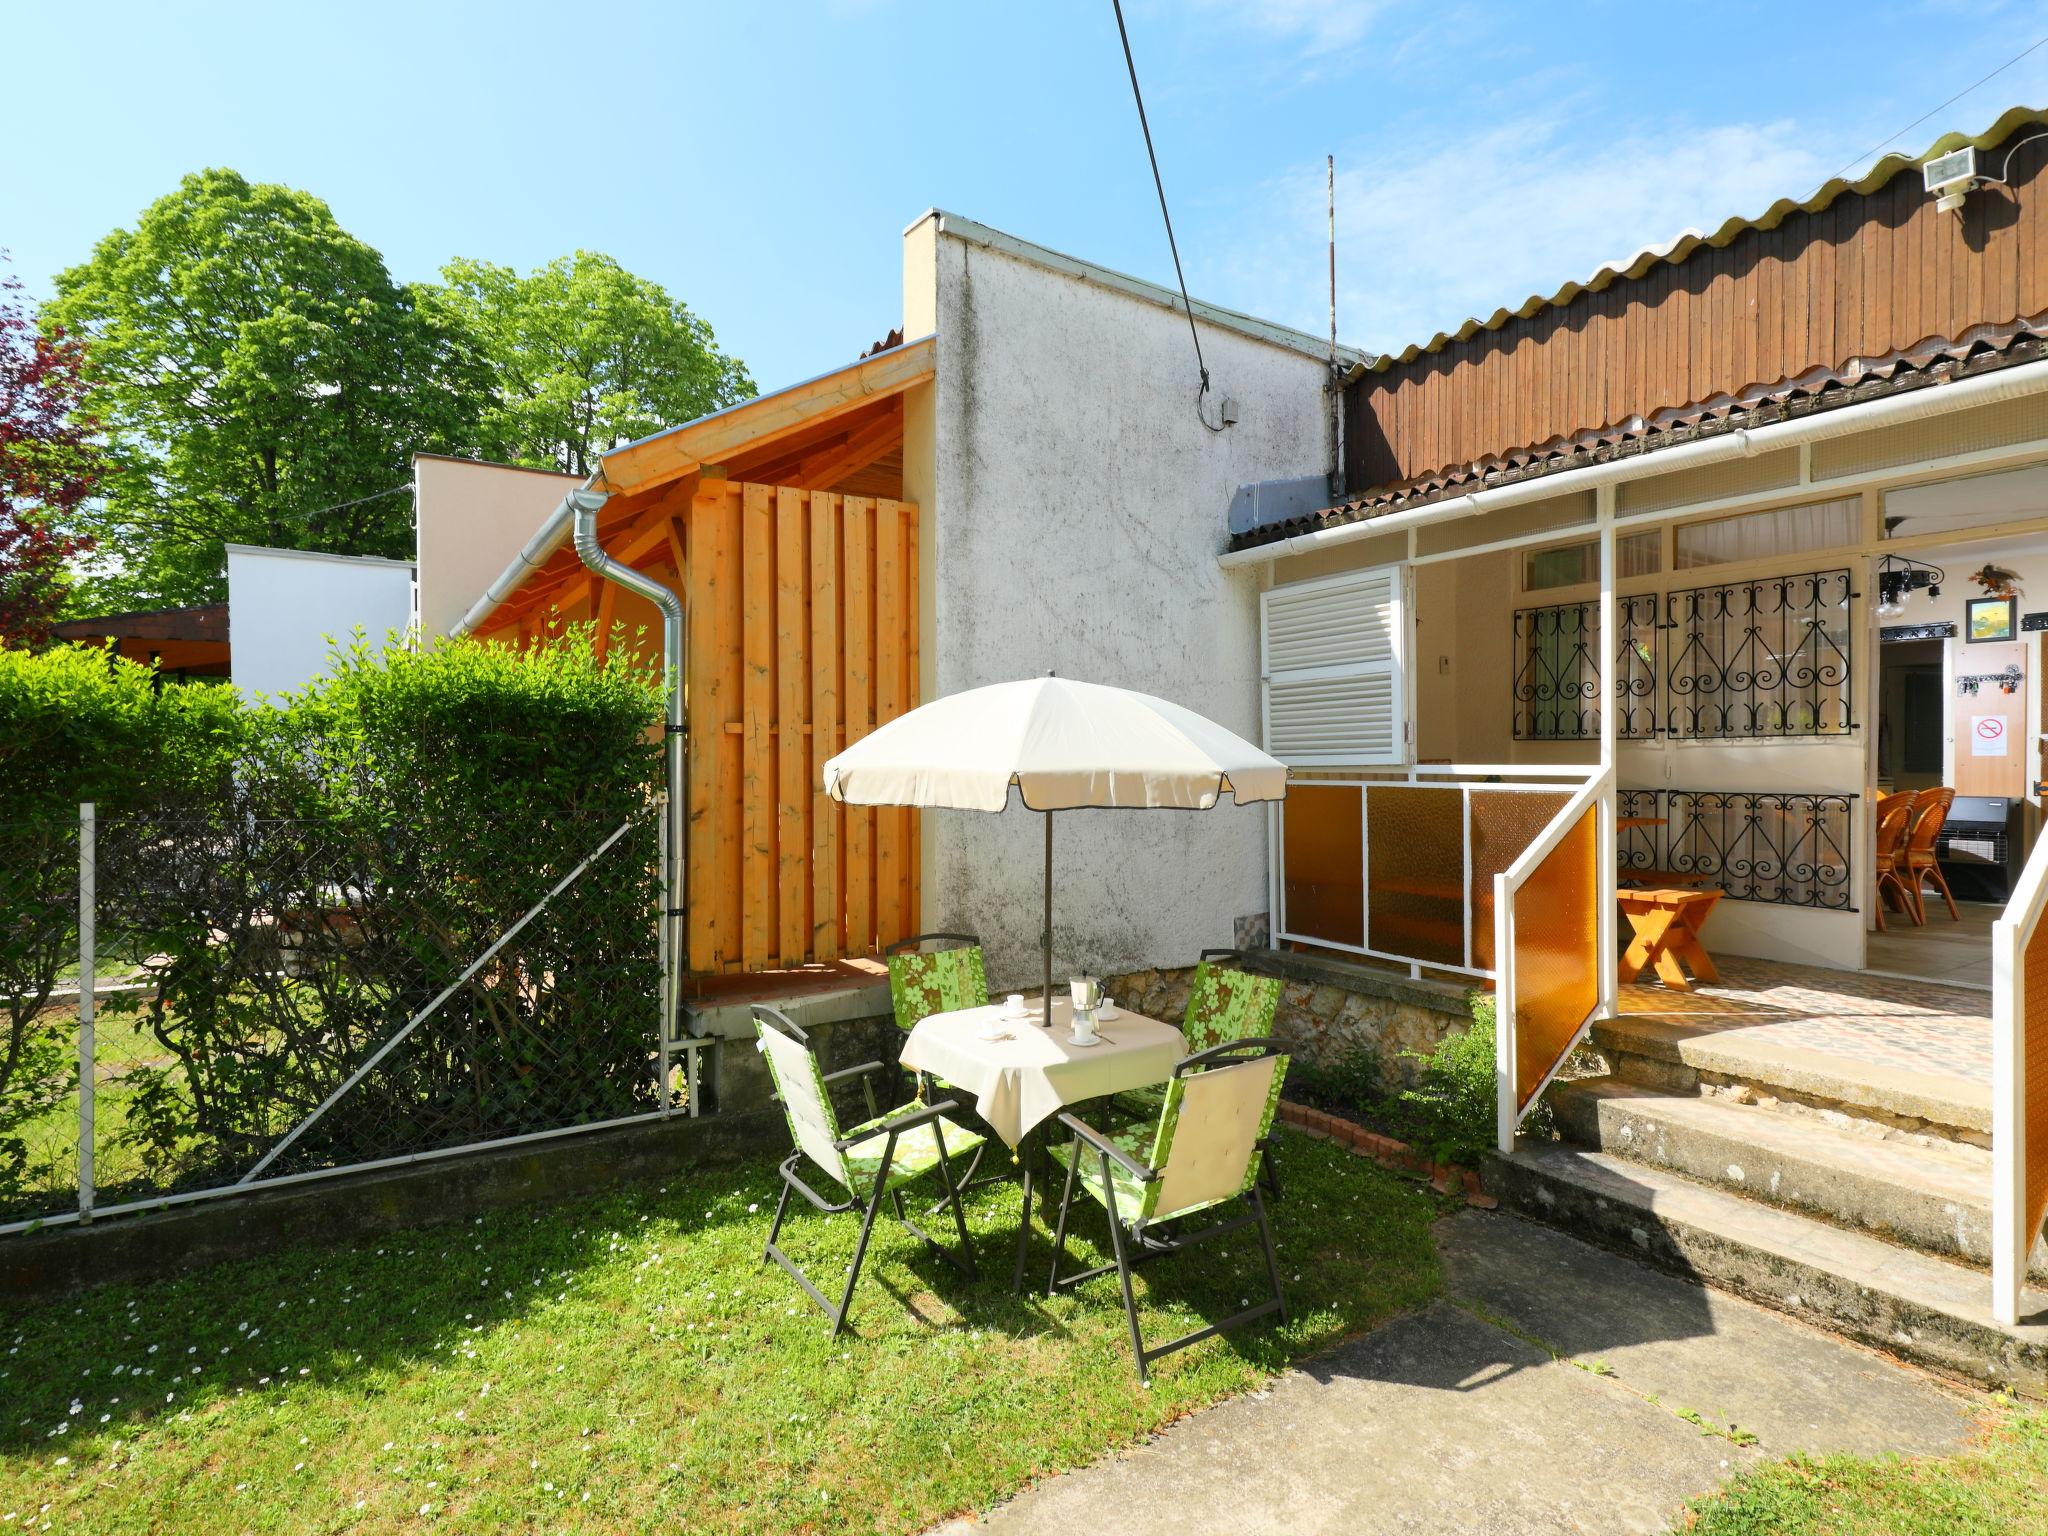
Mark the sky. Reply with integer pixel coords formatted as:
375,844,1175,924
10,0,2048,393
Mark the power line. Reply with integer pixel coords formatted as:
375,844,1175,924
1110,0,1224,431
291,482,413,524
1827,32,2048,183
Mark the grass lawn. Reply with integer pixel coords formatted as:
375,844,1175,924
1681,1404,2048,1534
0,1127,1440,1534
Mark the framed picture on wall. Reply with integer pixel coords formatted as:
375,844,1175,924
1968,595,2016,643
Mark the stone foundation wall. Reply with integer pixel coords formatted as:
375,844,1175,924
1106,951,1479,1093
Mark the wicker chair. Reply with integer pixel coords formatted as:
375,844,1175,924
1874,803,1917,930
1896,787,1958,923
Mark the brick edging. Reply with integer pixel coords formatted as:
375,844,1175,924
1279,1099,1496,1209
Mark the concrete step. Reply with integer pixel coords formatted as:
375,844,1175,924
1551,1076,2048,1280
1487,1138,2048,1395
1590,1014,1990,1148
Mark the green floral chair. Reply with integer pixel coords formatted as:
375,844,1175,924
1114,949,1286,1196
1047,1037,1290,1384
753,1005,983,1337
884,931,1000,1199
885,932,990,1030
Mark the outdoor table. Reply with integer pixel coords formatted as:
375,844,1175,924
902,996,1185,1287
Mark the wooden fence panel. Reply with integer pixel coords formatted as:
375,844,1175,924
808,492,843,962
775,486,808,966
842,496,876,957
682,482,916,974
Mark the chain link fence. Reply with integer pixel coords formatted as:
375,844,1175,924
0,802,671,1232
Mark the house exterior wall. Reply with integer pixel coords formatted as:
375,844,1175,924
225,545,415,700
413,455,583,639
904,213,1335,987
1345,113,2048,495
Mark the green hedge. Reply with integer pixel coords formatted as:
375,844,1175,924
0,630,668,1212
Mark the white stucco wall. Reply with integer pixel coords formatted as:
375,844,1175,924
413,454,583,638
903,213,1338,987
225,545,415,701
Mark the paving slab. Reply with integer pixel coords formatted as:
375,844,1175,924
1437,1209,1982,1457
938,1210,1993,1536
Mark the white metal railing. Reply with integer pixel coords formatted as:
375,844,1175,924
1991,820,2048,1324
1494,767,1615,1154
1269,765,1595,980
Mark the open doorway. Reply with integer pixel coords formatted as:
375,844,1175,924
1867,532,2041,989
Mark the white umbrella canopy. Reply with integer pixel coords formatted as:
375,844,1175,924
821,676,1286,812
821,677,1286,1028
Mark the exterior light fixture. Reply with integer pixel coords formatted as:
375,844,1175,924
1924,146,1979,213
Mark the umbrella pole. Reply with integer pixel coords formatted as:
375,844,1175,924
1042,811,1054,1029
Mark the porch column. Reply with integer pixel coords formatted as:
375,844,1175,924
1597,499,1618,1020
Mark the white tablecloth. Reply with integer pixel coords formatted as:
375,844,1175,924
900,997,1185,1147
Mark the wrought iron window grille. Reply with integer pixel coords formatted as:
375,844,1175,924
1515,568,1857,743
1617,788,1858,910
1511,595,1658,741
1663,569,1856,739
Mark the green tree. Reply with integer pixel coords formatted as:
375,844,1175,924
46,169,486,609
425,251,754,475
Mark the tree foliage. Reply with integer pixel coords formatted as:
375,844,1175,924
425,251,755,475
45,169,487,609
0,258,99,646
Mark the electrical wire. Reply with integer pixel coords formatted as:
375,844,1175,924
1826,32,2048,183
291,482,414,523
1110,0,1225,431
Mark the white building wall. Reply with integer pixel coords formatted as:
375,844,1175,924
225,545,415,701
413,454,582,638
903,213,1338,987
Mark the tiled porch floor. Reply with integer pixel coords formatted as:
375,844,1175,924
1618,955,1993,1089
1865,899,1997,990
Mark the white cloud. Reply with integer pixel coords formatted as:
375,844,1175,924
1188,0,1394,56
1205,110,1836,360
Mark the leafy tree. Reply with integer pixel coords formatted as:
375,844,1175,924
425,251,754,475
45,169,486,609
0,257,98,646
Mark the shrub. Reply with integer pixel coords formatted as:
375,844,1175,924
1287,1038,1385,1118
0,647,242,1190
0,628,669,1206
106,628,669,1189
1388,994,1559,1166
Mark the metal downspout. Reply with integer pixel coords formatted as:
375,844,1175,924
570,490,688,1114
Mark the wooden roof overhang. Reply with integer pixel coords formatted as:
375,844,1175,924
474,336,933,635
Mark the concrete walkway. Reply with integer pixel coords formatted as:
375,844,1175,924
939,1210,1990,1535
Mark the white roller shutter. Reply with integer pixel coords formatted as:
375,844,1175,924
1260,565,1406,766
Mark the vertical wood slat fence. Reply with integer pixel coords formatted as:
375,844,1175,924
684,480,920,974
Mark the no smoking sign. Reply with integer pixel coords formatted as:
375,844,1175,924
1971,714,2009,756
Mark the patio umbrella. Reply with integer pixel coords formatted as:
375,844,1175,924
821,676,1287,1028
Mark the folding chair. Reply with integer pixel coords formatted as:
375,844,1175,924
885,932,990,1029
1049,1038,1290,1384
883,931,1000,1200
753,1005,983,1337
1112,950,1286,1198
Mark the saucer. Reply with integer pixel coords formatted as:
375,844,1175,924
1066,1032,1103,1048
1095,1005,1119,1021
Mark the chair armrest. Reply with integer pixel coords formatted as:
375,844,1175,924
1056,1111,1158,1181
1179,1037,1287,1072
832,1097,964,1150
821,1059,888,1086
